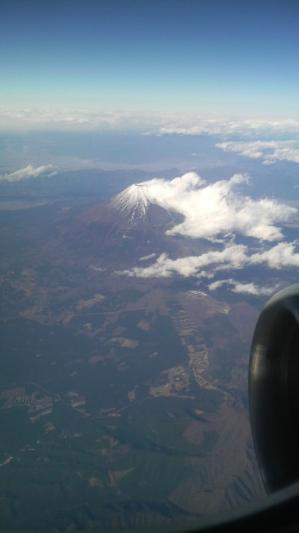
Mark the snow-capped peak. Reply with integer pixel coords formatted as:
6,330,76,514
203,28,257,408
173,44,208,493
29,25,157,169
112,182,151,223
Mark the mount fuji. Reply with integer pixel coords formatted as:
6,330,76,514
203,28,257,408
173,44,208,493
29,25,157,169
112,183,153,223
58,180,186,268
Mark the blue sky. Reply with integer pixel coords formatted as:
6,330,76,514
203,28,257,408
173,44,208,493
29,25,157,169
1,0,299,122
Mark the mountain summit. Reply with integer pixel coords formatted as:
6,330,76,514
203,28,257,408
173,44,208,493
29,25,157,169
111,182,152,223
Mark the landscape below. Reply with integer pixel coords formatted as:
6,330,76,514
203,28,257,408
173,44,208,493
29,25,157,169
1,170,290,531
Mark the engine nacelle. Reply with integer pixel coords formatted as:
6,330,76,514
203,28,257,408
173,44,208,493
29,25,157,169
249,284,299,492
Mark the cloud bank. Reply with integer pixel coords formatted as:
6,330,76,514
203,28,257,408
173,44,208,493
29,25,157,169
217,140,299,165
2,105,299,137
0,164,56,183
157,119,299,137
117,171,298,292
121,171,296,242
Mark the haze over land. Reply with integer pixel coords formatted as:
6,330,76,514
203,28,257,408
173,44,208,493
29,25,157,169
1,129,298,528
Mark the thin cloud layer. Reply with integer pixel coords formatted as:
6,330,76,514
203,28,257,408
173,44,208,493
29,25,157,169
124,172,296,242
0,164,56,182
156,119,299,137
0,106,121,131
217,140,299,165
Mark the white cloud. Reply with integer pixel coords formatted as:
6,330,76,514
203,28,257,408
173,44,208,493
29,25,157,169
232,282,276,296
139,253,157,262
250,242,299,269
208,279,228,290
208,278,278,296
121,241,299,280
116,171,298,283
118,171,296,242
121,244,249,279
0,164,56,183
217,140,299,165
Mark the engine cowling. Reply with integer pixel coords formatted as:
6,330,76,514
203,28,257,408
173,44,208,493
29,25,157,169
249,284,299,492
